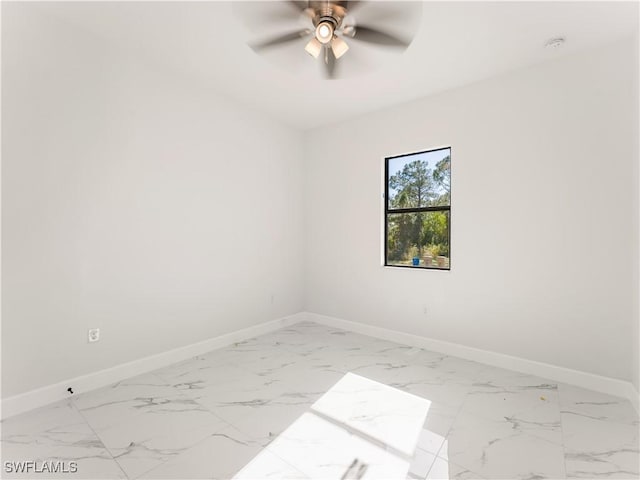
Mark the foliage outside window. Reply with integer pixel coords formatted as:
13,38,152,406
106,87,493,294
385,147,451,269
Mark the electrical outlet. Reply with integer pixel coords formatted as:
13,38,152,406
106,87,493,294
88,328,100,343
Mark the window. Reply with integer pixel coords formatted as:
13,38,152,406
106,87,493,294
384,147,451,269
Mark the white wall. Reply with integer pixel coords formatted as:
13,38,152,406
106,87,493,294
304,38,638,382
2,6,304,398
633,31,640,395
3,4,638,400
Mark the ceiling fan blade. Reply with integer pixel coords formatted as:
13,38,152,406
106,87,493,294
351,25,409,47
262,4,311,24
345,2,415,24
251,30,311,51
287,0,308,11
345,1,364,13
235,2,309,30
324,46,337,79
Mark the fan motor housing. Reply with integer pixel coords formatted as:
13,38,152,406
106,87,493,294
309,1,347,27
315,15,338,29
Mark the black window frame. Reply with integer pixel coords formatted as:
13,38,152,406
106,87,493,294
384,147,451,271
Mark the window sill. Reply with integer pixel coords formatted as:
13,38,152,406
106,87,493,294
383,264,450,271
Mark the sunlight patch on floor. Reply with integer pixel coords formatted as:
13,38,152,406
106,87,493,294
234,372,431,479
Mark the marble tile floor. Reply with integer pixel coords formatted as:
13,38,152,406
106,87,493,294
1,321,638,479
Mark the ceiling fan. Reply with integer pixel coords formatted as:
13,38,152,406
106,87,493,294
243,1,416,79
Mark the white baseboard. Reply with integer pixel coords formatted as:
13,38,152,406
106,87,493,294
4,311,638,419
1,313,306,420
305,312,640,412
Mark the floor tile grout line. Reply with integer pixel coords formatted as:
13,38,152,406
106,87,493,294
259,444,315,479
556,384,570,479
425,384,467,478
128,427,219,480
424,365,567,480
70,375,227,480
70,398,130,480
8,322,637,479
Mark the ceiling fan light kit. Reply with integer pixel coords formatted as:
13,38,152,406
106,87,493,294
331,35,349,59
247,1,414,79
315,21,335,44
305,37,323,58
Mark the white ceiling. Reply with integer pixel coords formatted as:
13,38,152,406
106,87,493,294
21,1,640,130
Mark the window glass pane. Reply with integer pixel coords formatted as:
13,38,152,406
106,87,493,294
387,148,451,209
386,211,450,268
